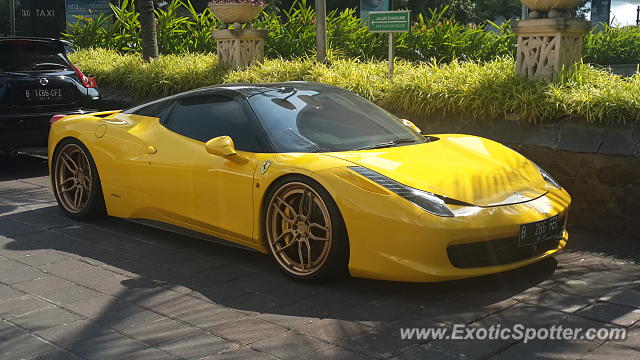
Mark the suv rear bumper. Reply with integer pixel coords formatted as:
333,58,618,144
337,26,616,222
0,109,96,150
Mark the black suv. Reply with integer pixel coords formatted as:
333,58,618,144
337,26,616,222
0,37,100,155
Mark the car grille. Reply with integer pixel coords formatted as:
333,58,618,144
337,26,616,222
447,237,561,269
447,214,566,269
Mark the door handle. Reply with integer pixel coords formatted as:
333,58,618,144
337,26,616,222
145,145,157,154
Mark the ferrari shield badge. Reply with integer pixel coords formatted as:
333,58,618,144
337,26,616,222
260,161,272,175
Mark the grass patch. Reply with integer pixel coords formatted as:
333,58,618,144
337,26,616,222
70,48,640,124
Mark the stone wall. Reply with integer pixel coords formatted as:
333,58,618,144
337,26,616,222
407,113,640,239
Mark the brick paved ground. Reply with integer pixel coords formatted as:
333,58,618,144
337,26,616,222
1,156,639,360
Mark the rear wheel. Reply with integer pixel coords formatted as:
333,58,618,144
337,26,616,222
52,139,106,220
265,177,349,282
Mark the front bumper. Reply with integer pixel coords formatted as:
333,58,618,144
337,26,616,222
317,167,572,282
0,109,96,150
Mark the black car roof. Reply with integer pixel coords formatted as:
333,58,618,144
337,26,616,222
179,81,341,99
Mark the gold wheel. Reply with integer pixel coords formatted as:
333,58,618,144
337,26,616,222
266,182,332,276
53,143,92,214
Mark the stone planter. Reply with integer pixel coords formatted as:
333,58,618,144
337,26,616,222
521,0,581,12
208,3,265,27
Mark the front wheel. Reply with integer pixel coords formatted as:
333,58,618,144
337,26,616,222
51,139,106,220
264,177,349,282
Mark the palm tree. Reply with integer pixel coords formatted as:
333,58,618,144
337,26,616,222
138,0,158,61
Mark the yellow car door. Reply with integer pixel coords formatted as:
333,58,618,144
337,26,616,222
148,92,266,248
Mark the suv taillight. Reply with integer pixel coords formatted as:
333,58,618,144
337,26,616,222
50,114,66,124
71,64,97,88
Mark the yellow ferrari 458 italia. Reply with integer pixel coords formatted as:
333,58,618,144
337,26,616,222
48,82,571,282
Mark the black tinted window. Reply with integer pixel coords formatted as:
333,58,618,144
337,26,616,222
166,95,262,152
0,41,69,72
131,100,172,118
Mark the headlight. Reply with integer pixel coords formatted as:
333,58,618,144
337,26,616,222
349,166,455,217
537,165,562,189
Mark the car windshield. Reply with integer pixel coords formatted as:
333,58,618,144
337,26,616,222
248,86,426,153
0,41,69,72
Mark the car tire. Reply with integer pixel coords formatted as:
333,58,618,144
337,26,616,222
264,175,349,283
51,138,106,220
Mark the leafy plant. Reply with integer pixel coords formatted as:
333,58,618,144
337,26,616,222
70,49,640,124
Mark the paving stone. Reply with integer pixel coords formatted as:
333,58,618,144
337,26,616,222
140,293,214,317
256,303,323,329
299,344,370,360
17,251,70,267
94,306,165,331
598,288,640,309
167,257,231,275
580,271,638,287
158,331,238,359
177,306,249,329
257,281,326,304
336,302,406,328
576,302,640,327
490,340,598,360
521,290,595,313
203,346,276,360
209,317,287,345
64,294,131,318
0,266,45,284
10,307,84,332
0,320,27,341
0,218,43,237
38,258,96,276
0,334,58,360
35,319,114,347
59,267,119,285
0,296,53,319
13,276,76,295
120,317,197,346
295,318,374,343
42,284,103,305
194,282,252,303
217,292,289,316
24,349,82,360
389,344,455,360
0,257,29,271
551,279,617,299
69,332,149,360
336,327,417,359
120,348,177,360
250,330,328,360
425,338,513,360
581,342,639,360
474,303,565,328
0,284,24,302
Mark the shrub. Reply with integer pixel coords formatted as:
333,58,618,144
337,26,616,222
583,25,640,65
70,49,640,124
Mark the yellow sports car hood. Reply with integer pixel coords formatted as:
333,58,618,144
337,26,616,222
326,134,549,207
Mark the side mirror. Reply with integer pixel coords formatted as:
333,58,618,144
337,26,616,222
205,136,237,157
401,119,422,134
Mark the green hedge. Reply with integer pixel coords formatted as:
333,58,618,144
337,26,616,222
70,48,640,124
63,0,639,65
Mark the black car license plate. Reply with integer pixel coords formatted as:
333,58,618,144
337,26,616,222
519,215,561,246
25,88,64,102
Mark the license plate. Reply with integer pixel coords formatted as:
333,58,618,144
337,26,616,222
25,88,64,102
518,215,561,246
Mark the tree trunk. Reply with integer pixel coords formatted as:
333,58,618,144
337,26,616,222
138,0,158,62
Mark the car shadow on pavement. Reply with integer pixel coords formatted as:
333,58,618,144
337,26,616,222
1,206,564,318
4,205,618,359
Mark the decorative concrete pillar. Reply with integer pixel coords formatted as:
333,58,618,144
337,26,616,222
513,18,591,81
212,28,267,69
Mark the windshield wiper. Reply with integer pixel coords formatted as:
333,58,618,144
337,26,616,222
354,138,418,151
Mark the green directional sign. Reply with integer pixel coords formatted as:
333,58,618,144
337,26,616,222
368,11,411,33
